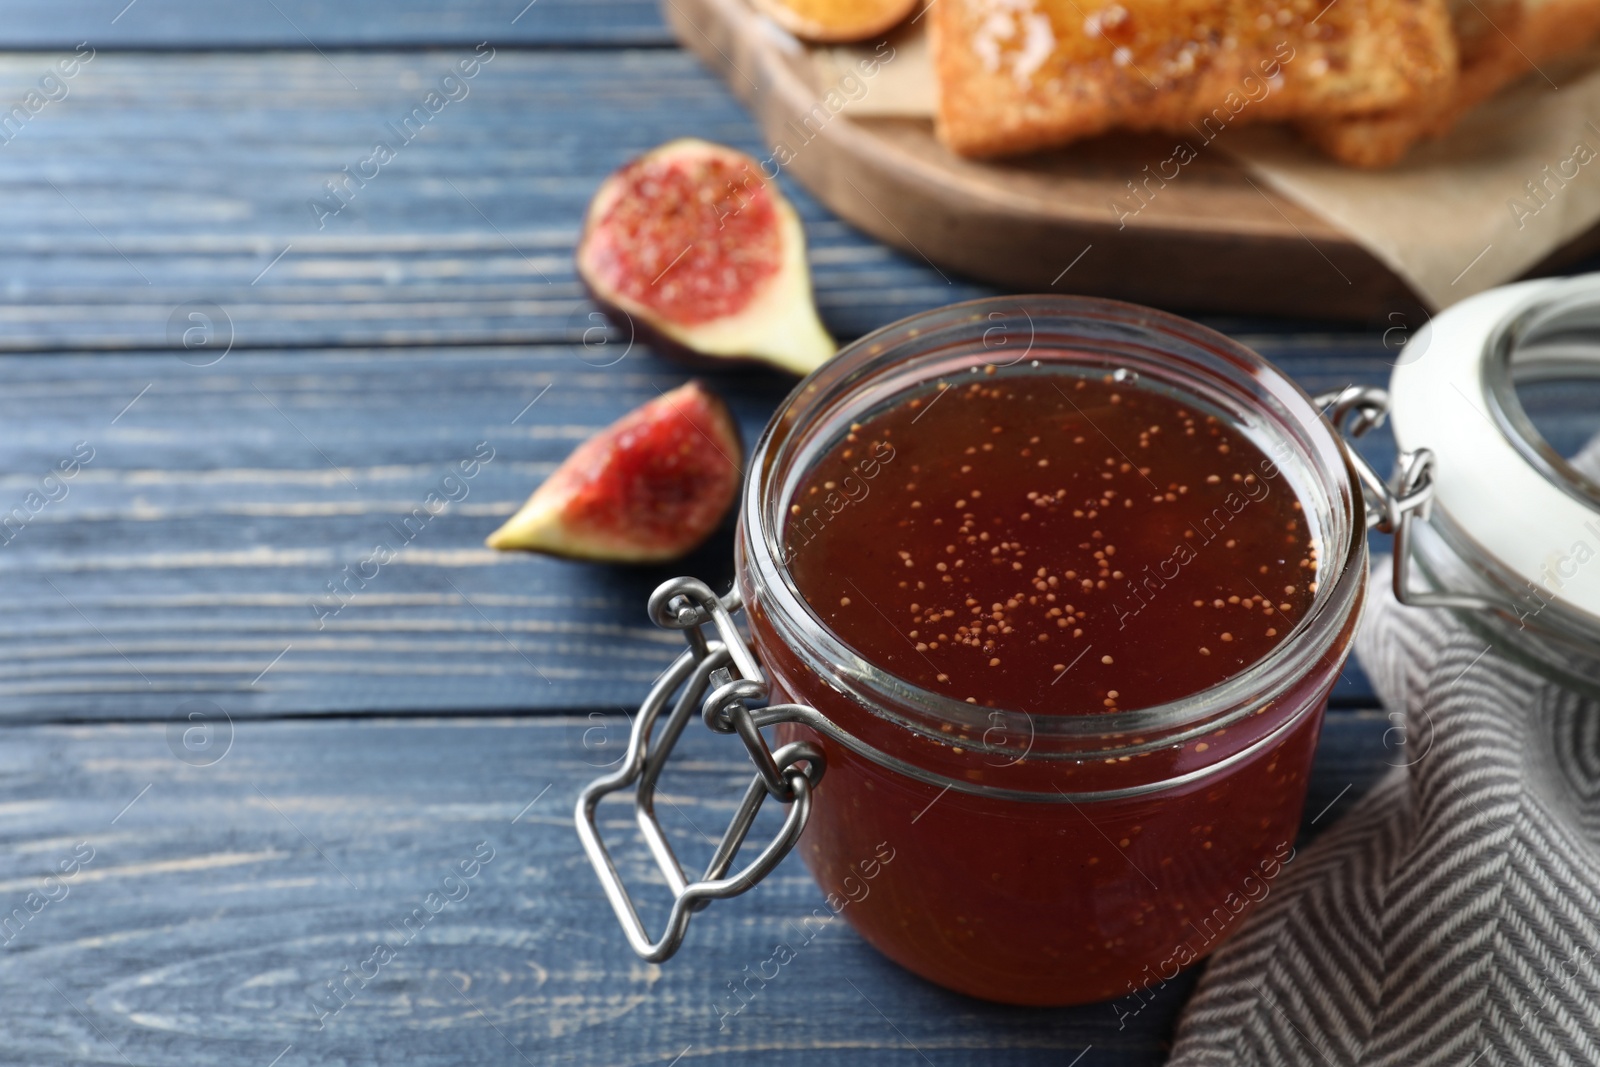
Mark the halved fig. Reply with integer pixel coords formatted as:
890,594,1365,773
750,0,918,42
486,380,743,563
576,138,835,377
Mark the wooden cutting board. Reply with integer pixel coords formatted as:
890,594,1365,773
663,0,1600,320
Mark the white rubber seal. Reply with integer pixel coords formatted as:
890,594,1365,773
1392,278,1600,623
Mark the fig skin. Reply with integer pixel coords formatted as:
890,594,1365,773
576,138,836,377
750,0,918,43
486,380,743,564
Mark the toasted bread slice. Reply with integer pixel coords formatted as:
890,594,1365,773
1301,0,1600,166
931,0,1458,159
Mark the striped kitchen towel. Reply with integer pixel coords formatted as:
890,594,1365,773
1169,555,1600,1066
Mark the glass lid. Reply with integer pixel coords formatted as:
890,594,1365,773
1390,275,1600,635
1485,286,1600,513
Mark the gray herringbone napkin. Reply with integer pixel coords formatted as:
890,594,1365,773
1169,556,1600,1066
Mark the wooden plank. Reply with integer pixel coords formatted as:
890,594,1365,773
0,48,995,352
0,48,1441,350
0,342,1392,720
0,709,1394,1066
0,1,672,49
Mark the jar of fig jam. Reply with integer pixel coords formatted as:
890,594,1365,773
577,296,1368,1007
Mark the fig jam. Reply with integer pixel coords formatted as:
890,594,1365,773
748,351,1363,1011
786,368,1318,716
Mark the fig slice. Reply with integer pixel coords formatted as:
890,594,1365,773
750,0,918,42
486,380,743,563
576,138,836,377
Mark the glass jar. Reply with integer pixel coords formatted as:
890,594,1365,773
577,296,1368,1007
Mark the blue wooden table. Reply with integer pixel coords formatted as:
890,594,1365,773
0,3,1473,1063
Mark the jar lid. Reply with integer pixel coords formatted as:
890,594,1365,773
1390,276,1600,628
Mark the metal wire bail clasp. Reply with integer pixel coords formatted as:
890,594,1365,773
1319,385,1498,613
574,577,826,963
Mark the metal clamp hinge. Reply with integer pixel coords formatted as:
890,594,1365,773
1318,385,1498,613
574,577,825,963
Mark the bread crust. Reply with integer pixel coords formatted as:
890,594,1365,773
931,0,1458,158
1301,0,1600,166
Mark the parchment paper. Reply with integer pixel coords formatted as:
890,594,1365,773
809,32,1600,310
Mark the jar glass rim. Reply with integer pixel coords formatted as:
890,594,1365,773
740,295,1367,748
